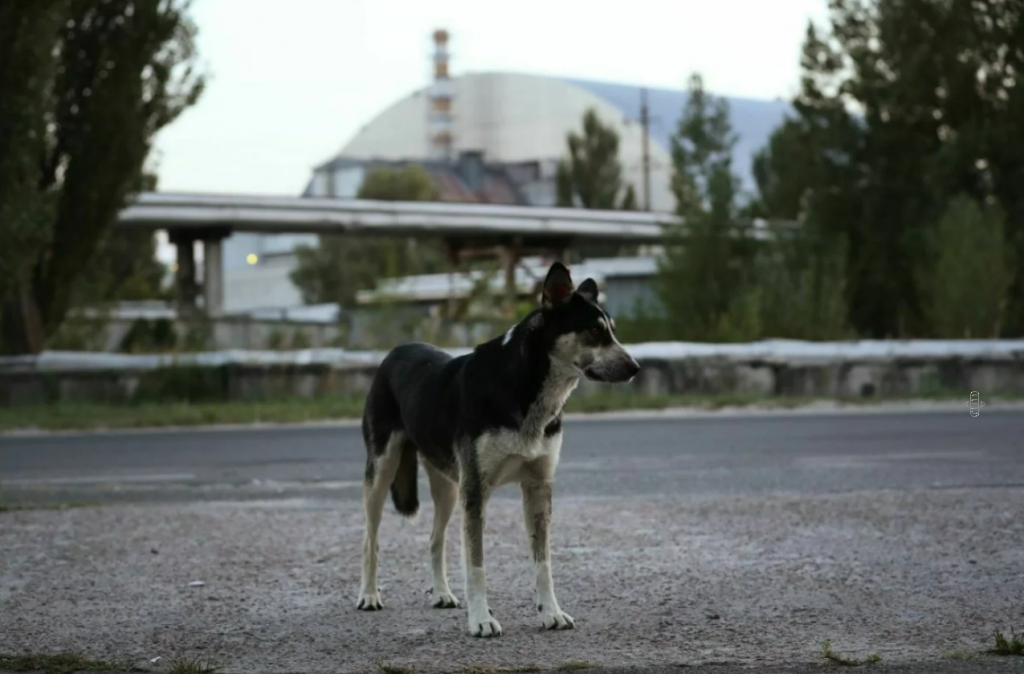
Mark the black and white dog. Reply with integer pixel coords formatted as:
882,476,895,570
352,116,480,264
356,261,640,637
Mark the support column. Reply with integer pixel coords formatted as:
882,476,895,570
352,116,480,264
169,227,232,319
169,230,198,318
496,241,521,319
203,238,224,316
443,238,462,322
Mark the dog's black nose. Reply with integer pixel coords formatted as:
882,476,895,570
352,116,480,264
627,358,641,378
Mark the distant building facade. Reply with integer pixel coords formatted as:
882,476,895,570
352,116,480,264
221,69,790,315
357,255,661,319
304,151,557,206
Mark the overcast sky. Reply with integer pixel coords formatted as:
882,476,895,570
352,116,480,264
152,0,831,197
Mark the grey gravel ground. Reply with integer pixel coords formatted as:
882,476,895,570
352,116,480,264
2,406,1024,673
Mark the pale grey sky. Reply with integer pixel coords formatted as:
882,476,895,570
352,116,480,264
152,0,830,197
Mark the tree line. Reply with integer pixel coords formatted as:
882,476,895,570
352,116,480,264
739,0,1022,341
572,0,1023,343
0,0,203,354
292,0,1024,343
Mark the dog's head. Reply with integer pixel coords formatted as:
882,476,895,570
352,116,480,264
538,262,641,384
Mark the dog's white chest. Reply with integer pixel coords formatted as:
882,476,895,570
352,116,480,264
472,369,577,488
475,429,562,488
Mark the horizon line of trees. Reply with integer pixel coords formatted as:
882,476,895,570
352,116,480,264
552,0,1023,344
0,0,203,355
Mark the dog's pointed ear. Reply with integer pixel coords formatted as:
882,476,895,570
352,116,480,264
542,262,574,310
577,278,599,304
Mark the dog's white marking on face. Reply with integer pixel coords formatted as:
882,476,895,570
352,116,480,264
548,310,638,383
502,323,516,346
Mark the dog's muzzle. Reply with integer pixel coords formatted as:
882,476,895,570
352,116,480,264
584,356,641,383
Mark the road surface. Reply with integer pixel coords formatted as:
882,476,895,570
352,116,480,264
2,406,1024,673
4,405,1024,505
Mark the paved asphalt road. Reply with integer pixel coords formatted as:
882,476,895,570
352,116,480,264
3,407,1024,674
3,407,1024,506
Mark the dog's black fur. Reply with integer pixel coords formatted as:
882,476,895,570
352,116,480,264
362,263,637,513
356,261,640,636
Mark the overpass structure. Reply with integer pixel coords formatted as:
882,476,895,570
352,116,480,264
117,192,680,315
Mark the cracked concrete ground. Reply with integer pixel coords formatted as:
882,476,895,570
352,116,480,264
2,408,1024,673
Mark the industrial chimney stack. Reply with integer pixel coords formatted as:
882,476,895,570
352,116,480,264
429,29,453,162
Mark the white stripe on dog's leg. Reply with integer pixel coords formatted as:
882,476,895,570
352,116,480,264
461,485,502,637
356,433,403,611
521,481,574,630
534,560,559,613
425,462,459,608
466,564,489,619
462,533,501,636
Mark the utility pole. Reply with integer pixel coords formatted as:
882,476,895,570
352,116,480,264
640,87,651,211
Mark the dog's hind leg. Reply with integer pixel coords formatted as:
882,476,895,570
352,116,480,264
356,430,404,611
423,461,460,608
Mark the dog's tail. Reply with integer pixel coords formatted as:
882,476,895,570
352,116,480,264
389,440,419,517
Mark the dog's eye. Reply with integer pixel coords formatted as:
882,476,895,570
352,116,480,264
589,326,604,338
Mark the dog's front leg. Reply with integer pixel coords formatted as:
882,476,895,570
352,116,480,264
521,480,574,630
461,472,501,637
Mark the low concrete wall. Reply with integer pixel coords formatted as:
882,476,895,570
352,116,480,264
3,340,1023,406
591,356,1023,399
0,363,381,407
59,309,511,352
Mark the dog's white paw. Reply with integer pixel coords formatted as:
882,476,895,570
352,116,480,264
430,588,461,609
468,608,502,637
355,590,383,611
538,603,574,630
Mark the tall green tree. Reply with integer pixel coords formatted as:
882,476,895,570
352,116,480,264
556,108,637,211
0,0,204,354
290,164,448,307
746,119,821,221
718,221,853,342
753,0,1024,338
0,3,68,353
355,163,440,203
921,195,1011,338
656,73,754,340
72,172,169,306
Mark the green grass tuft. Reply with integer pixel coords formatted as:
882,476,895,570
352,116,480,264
0,652,135,674
820,639,881,666
167,654,220,674
462,663,548,667
0,397,367,433
375,659,416,674
944,650,975,660
991,627,1024,656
